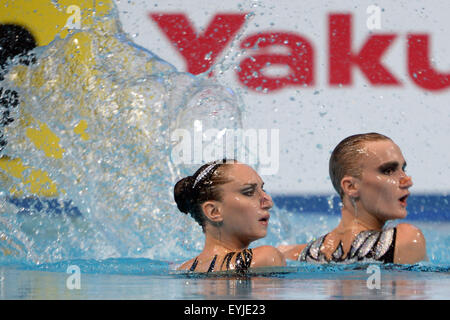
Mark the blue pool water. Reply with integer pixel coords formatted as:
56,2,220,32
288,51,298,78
0,212,449,300
1,260,449,300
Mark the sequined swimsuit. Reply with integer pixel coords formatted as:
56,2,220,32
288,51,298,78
298,227,397,263
189,249,253,273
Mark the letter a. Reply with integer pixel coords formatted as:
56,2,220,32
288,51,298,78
366,5,381,30
238,32,314,92
366,265,381,290
66,265,81,290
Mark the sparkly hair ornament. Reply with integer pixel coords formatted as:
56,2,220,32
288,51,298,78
192,162,220,189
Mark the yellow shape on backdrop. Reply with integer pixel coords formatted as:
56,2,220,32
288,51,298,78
25,120,65,159
74,120,90,141
0,0,114,46
0,157,60,197
0,0,114,197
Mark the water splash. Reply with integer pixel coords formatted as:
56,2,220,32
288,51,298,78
0,4,244,264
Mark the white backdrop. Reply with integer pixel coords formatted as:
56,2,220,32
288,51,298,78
116,0,449,195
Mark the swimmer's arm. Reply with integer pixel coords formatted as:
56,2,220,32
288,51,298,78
394,223,427,264
251,245,286,267
277,244,308,261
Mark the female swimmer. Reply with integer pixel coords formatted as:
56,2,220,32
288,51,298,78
174,159,286,273
280,133,426,264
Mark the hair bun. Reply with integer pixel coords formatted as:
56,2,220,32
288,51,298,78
174,176,195,214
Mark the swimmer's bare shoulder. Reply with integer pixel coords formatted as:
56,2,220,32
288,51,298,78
251,245,286,267
394,223,427,264
277,244,308,261
177,258,196,271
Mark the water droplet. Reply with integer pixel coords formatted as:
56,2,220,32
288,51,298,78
204,51,212,61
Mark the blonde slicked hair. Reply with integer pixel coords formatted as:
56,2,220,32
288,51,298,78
329,133,392,199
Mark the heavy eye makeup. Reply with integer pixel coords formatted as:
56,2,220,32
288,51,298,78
240,182,265,196
378,161,407,175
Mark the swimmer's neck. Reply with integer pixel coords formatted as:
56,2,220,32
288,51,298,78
338,201,385,233
203,232,249,255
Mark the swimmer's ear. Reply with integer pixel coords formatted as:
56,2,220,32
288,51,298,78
201,201,223,224
341,175,360,199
